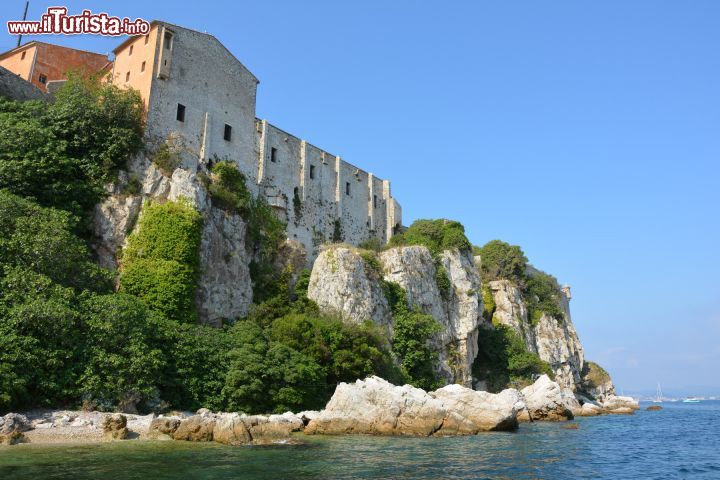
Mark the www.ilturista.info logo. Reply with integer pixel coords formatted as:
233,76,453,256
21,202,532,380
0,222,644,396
7,7,150,36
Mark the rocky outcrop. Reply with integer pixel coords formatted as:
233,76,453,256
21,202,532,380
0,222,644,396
147,417,181,439
102,413,129,440
381,247,483,386
305,376,523,436
92,154,253,324
600,395,640,413
517,375,574,422
307,247,392,329
487,279,584,391
308,246,484,386
167,410,296,445
580,361,616,402
0,413,30,445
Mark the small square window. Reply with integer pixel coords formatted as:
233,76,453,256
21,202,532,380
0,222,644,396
270,147,278,163
38,74,47,84
224,124,232,141
125,71,130,82
141,61,146,73
144,34,149,45
345,182,350,196
176,103,186,122
129,45,133,56
21,51,26,60
309,165,315,179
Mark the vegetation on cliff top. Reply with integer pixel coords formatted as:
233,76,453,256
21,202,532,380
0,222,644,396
389,219,471,255
0,74,144,218
475,239,565,324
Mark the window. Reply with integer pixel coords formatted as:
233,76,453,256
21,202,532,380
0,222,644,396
223,124,232,141
345,182,350,196
125,71,130,82
164,32,173,49
270,147,278,163
20,51,26,60
309,165,315,179
141,61,146,72
373,195,377,208
129,45,134,56
38,74,47,84
176,103,185,122
144,34,149,45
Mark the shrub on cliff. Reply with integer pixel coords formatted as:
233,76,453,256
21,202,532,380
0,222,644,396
475,240,528,285
472,324,553,392
389,219,471,255
0,74,144,217
119,199,203,323
525,271,565,324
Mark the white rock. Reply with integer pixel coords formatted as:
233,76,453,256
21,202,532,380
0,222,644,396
517,375,573,421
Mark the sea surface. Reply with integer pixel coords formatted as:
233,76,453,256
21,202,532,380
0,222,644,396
1,401,719,479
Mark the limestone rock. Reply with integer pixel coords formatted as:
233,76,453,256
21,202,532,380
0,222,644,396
308,247,392,329
102,413,129,440
306,376,522,437
380,246,482,386
305,376,447,436
0,413,31,434
173,415,216,442
267,412,304,432
430,384,523,432
0,431,26,445
247,421,293,444
148,417,181,439
646,405,663,411
601,395,640,414
517,375,574,422
296,411,320,426
212,414,251,446
487,277,585,392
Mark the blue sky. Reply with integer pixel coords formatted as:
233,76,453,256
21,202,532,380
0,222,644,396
2,1,718,396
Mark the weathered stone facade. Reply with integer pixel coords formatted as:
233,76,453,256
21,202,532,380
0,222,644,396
109,21,401,265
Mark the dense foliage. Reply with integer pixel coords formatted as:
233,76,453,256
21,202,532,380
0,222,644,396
475,239,565,324
0,74,143,218
389,219,471,255
120,199,203,323
472,325,554,392
475,240,528,286
383,281,443,390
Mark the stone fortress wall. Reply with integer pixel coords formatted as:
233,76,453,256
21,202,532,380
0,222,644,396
111,21,402,262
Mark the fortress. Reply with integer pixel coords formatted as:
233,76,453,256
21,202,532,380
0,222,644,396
0,20,402,261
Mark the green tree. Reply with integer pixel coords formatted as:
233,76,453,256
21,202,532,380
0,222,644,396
0,74,144,217
475,240,528,285
389,219,471,255
80,294,166,411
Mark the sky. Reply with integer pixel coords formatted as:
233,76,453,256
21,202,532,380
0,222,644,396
1,1,718,396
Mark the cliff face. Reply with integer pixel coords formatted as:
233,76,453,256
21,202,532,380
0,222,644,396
487,279,585,392
92,154,253,326
308,245,483,387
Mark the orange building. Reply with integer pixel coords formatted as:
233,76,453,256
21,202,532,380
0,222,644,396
0,41,109,92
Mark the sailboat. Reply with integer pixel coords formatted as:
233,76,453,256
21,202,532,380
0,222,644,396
653,383,663,403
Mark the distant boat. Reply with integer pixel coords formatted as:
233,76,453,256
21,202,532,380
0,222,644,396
653,383,663,403
683,398,701,403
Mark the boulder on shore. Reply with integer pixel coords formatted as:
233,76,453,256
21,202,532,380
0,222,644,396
517,375,574,422
172,415,215,442
102,413,129,440
148,417,181,439
305,376,523,436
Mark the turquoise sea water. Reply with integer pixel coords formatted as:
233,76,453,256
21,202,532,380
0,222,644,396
1,401,719,479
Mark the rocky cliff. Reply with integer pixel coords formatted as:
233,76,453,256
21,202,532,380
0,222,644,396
92,154,253,326
308,245,483,387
